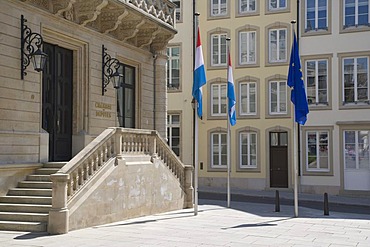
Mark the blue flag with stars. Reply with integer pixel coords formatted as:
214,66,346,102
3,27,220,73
287,32,309,125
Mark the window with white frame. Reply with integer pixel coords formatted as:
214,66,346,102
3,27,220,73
268,0,287,10
344,130,370,170
167,114,180,156
305,0,328,31
269,28,287,63
211,132,227,168
239,132,257,168
306,131,329,171
239,31,256,65
173,0,182,22
239,0,256,13
306,59,328,105
211,33,227,66
342,57,369,104
211,0,227,16
239,82,257,115
343,0,369,28
269,81,287,114
211,84,227,116
166,46,180,90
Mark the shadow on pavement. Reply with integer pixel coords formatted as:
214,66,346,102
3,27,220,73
200,191,370,216
199,196,370,221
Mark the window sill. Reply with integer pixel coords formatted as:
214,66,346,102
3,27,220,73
340,25,370,34
302,29,331,37
302,171,333,176
208,167,227,172
236,167,260,173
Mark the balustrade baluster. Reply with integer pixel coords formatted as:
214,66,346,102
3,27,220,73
99,148,104,166
78,167,83,185
135,137,138,153
102,144,107,161
107,142,112,158
122,136,127,153
125,135,129,153
83,163,88,181
67,180,72,196
132,135,135,153
110,137,115,156
145,136,149,153
139,136,142,153
89,159,93,175
73,171,78,191
94,154,98,170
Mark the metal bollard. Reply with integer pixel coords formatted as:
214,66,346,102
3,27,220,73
275,190,280,212
324,192,329,216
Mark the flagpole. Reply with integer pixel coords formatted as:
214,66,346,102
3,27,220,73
194,12,200,216
226,37,231,208
291,20,299,218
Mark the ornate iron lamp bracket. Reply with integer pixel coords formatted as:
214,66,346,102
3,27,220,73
102,45,121,95
21,15,46,80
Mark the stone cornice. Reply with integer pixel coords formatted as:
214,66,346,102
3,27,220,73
20,0,176,51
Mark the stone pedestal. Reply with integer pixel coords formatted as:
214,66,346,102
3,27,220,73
48,173,70,234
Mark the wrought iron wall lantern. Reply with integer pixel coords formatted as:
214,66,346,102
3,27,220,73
102,45,123,95
21,15,48,80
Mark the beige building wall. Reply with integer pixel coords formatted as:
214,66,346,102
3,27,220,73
0,0,173,165
167,0,195,166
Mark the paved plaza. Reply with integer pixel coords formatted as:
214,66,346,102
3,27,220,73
0,198,369,247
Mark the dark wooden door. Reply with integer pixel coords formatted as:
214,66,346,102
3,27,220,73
117,63,135,128
42,43,73,161
270,132,288,188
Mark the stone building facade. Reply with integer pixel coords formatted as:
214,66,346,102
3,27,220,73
0,0,176,191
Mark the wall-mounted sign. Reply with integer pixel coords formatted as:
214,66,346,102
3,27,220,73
95,102,112,118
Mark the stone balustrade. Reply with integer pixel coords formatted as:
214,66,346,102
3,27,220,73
123,0,176,27
48,127,193,234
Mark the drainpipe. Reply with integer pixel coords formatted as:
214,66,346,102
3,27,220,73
152,52,158,130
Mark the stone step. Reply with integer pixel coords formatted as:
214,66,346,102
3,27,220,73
0,212,48,222
35,168,60,175
0,203,51,213
26,175,51,182
43,162,66,169
0,221,47,232
18,181,52,189
0,196,52,205
8,188,52,197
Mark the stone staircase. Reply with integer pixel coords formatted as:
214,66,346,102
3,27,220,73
0,162,66,232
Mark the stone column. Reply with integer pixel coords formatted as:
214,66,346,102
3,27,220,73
48,173,70,234
154,52,168,138
184,165,194,208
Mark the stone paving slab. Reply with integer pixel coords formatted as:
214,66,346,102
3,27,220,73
0,199,369,246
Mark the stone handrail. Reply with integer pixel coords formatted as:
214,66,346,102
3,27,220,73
154,133,185,187
120,0,176,27
48,127,193,234
60,128,116,199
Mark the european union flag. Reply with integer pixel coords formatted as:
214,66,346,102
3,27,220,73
287,32,309,125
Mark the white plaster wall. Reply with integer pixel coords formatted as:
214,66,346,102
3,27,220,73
299,0,370,193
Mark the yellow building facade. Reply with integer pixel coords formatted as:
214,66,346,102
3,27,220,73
197,0,296,191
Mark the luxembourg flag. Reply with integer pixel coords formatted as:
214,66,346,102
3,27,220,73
192,27,207,119
227,51,236,126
